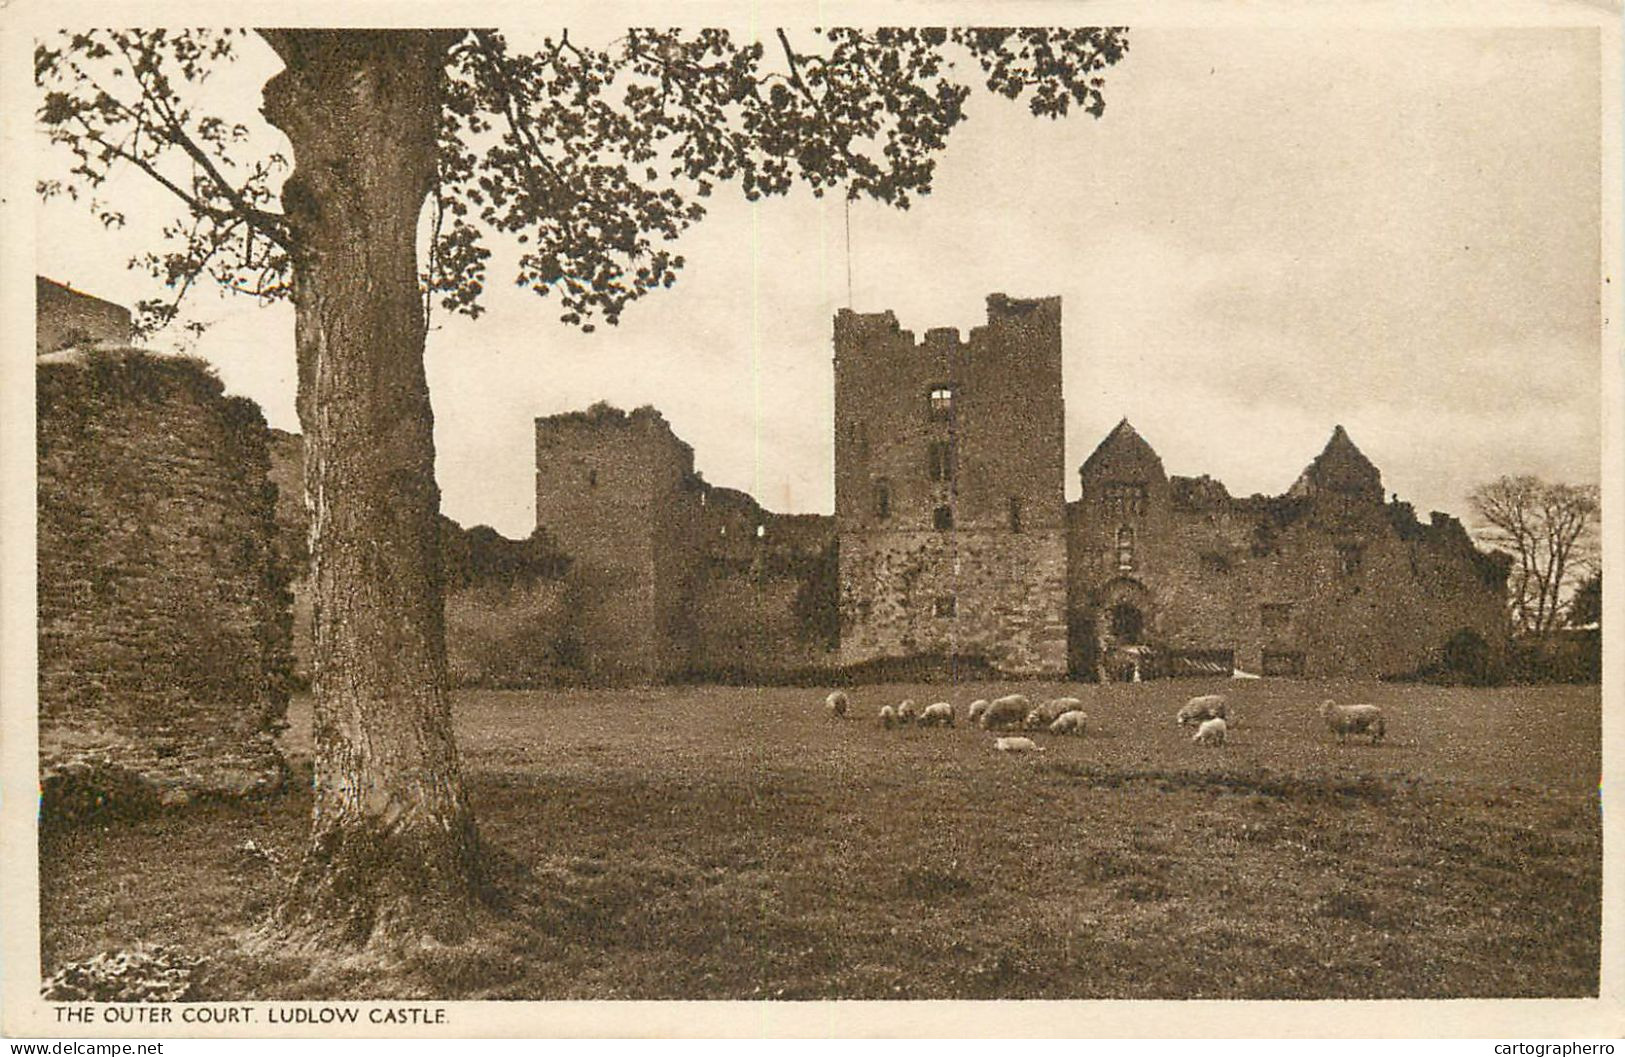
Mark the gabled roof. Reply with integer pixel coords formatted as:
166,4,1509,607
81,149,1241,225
1288,425,1383,500
1079,418,1167,484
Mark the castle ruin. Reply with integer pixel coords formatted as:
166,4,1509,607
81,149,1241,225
536,293,1510,682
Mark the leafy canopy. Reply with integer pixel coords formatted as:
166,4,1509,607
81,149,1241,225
37,27,1128,334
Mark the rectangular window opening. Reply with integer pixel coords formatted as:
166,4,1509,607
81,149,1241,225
873,480,891,520
1104,482,1148,517
928,385,956,420
1009,497,1023,533
933,505,954,531
934,596,956,618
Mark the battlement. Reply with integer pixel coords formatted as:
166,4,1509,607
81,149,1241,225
834,293,1061,359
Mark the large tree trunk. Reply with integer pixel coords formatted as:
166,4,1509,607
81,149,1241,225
259,29,482,946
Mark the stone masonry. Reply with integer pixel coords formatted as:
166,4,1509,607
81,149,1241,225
37,346,292,809
833,294,1069,674
1067,420,1510,679
531,294,1508,683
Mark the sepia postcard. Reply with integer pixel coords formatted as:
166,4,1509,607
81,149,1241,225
2,0,1621,1040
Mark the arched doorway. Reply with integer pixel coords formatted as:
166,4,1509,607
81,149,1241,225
1109,602,1145,645
1089,578,1156,682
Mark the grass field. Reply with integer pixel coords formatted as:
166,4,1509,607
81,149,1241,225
40,678,1601,1000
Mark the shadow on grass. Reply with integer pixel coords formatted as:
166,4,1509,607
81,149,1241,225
1036,760,1406,805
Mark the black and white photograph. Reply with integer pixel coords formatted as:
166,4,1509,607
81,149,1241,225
2,0,1620,1039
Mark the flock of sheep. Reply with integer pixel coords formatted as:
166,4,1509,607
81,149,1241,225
820,689,1387,751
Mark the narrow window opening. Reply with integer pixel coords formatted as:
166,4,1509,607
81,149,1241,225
934,505,954,531
1104,482,1148,517
934,596,956,618
1116,526,1136,571
1009,497,1023,533
873,480,891,520
928,385,956,420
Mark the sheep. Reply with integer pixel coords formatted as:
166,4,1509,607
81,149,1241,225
1048,710,1088,736
878,704,897,730
980,694,1031,730
1321,699,1385,744
825,690,850,718
919,702,955,728
896,700,919,726
1177,693,1229,727
994,736,1045,753
1024,696,1084,729
1192,716,1227,746
967,699,990,725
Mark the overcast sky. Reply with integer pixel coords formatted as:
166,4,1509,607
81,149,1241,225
35,25,1604,539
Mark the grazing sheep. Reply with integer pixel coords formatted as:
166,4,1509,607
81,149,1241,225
1048,710,1087,736
919,702,955,728
1321,699,1385,744
994,736,1044,753
980,694,1031,730
1024,696,1084,729
878,705,897,730
1177,693,1229,727
825,690,850,718
1192,717,1227,746
967,699,990,725
897,700,919,726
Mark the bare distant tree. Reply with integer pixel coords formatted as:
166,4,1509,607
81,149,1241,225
1469,476,1599,636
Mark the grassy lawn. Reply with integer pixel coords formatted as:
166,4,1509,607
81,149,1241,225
40,678,1601,999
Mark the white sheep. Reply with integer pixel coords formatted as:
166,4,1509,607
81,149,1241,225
919,702,955,728
980,693,1031,730
994,736,1045,753
825,690,850,718
1024,696,1084,729
896,700,919,726
967,699,990,725
1321,699,1385,744
878,704,897,730
1048,710,1087,736
1177,693,1229,727
1192,716,1227,746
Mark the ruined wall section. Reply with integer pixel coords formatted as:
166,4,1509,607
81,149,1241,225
685,481,838,676
535,403,840,682
834,295,1067,674
1069,424,1509,678
37,350,290,806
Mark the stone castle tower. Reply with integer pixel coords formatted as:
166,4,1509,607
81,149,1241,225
534,404,702,683
833,294,1069,674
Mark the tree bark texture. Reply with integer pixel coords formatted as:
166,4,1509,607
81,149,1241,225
259,29,481,945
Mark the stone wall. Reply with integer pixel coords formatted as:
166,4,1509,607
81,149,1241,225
839,529,1068,674
37,350,291,808
532,403,840,684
